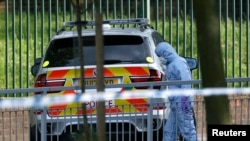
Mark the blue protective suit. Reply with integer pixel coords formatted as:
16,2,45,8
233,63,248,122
155,42,197,141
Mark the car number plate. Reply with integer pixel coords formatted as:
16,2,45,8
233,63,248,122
82,78,118,86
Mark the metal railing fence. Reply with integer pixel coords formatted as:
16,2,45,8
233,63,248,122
0,0,249,89
1,95,249,141
0,77,250,98
0,78,250,141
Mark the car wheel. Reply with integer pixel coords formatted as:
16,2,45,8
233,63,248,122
59,133,75,141
153,127,163,141
30,125,41,141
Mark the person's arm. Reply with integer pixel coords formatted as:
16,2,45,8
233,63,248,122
173,61,192,89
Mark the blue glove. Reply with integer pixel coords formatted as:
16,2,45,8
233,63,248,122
181,96,189,110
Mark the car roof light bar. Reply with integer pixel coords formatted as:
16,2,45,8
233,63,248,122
56,18,150,34
64,18,149,28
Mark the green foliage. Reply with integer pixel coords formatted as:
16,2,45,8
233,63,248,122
0,11,249,90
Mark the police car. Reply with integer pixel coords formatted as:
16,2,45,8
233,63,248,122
30,18,198,141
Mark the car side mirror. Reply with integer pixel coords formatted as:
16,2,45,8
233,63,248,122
184,57,198,71
31,58,42,77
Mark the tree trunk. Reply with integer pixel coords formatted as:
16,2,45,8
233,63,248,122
193,0,231,125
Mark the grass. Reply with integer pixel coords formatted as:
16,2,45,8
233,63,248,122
0,11,249,90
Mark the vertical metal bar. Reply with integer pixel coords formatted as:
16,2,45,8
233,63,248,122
106,0,109,20
176,0,179,52
135,0,137,18
41,0,44,56
70,1,74,21
218,0,227,81
247,0,250,86
113,0,116,19
141,0,144,18
134,106,137,140
63,0,66,21
146,0,150,22
225,0,228,77
190,0,193,57
12,0,16,90
189,0,193,58
49,0,52,39
219,0,221,24
190,0,200,81
120,0,123,19
162,0,166,39
147,98,153,141
57,108,60,141
116,108,119,141
109,111,111,141
232,0,235,86
122,108,124,141
169,0,172,44
155,0,158,30
41,91,47,141
92,1,95,21
99,0,102,12
128,0,130,21
183,0,186,56
239,0,242,87
5,0,9,89
19,0,23,90
26,0,30,90
56,0,59,31
128,105,131,141
84,0,87,20
34,0,37,60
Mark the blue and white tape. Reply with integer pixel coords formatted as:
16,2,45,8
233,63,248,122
1,87,250,108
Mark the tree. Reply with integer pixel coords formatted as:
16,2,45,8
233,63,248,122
193,0,231,126
71,0,90,141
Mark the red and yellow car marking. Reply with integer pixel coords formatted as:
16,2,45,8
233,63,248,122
46,66,150,117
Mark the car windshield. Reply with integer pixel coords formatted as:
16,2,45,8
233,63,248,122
43,35,151,67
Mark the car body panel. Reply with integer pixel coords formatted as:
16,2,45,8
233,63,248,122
40,65,164,117
29,19,176,139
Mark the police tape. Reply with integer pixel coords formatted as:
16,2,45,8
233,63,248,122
1,87,250,108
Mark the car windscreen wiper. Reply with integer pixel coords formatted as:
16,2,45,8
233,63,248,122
104,59,134,64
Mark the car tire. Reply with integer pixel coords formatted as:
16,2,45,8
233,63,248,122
59,133,75,141
30,125,41,141
153,127,163,141
138,121,164,141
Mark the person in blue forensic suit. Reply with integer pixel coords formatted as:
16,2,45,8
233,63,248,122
155,42,197,141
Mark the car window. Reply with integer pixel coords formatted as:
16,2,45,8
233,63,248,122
152,31,165,46
43,35,151,67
